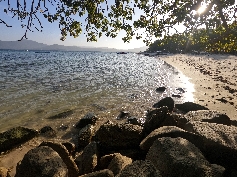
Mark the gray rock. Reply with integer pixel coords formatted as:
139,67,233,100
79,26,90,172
95,122,143,151
175,102,208,113
146,137,225,177
156,86,166,92
78,124,94,148
140,126,204,151
182,121,237,169
117,160,161,177
153,97,174,112
15,146,68,177
108,153,132,176
39,126,57,137
143,107,176,135
79,169,114,177
182,110,231,126
0,126,38,153
80,142,98,175
40,141,79,177
75,112,98,129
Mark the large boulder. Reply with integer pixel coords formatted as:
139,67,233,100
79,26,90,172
75,112,98,129
79,142,98,175
39,141,79,177
78,124,94,148
95,122,143,151
79,169,114,177
0,126,38,153
179,110,231,126
143,107,176,135
182,121,237,169
107,153,132,176
140,126,204,152
15,146,68,177
146,137,225,177
175,102,208,113
153,97,174,112
117,160,161,177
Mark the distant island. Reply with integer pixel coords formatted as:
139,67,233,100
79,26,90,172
0,40,147,53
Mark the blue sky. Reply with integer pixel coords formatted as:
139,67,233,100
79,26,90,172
0,1,151,49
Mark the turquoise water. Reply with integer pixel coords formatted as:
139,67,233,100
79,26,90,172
0,51,194,133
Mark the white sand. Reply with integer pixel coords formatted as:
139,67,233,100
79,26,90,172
160,54,237,120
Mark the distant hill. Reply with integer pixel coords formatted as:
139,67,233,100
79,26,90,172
0,40,147,53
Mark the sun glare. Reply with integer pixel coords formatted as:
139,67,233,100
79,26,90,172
197,3,207,14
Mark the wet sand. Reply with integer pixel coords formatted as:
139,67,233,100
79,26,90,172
160,54,237,120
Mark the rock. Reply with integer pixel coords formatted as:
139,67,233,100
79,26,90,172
140,126,204,151
143,107,176,135
80,142,98,175
99,153,120,170
117,160,161,177
156,86,166,92
95,122,143,151
47,110,74,119
152,97,174,112
117,111,130,119
127,117,140,125
79,169,114,177
15,146,68,177
146,137,225,177
62,142,75,156
40,141,79,177
39,126,57,137
0,126,38,153
78,124,94,148
108,153,132,176
182,121,237,169
175,102,209,113
75,112,98,129
0,167,10,177
181,110,231,126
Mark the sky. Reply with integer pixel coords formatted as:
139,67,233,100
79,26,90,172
0,0,154,50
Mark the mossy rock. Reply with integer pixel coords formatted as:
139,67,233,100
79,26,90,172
47,110,74,119
0,126,38,153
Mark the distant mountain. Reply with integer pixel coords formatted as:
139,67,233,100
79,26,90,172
0,40,147,53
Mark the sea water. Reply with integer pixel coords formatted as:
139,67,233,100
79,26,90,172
0,51,194,133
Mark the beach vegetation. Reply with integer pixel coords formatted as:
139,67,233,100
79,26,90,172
0,0,236,48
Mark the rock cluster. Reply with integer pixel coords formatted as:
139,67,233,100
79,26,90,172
2,97,237,176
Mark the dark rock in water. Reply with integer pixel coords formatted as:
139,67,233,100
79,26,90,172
179,110,231,127
153,97,174,112
140,126,204,152
117,160,162,177
15,146,68,177
95,122,143,151
176,87,185,93
78,124,94,148
78,169,114,177
143,107,176,135
58,124,69,131
0,126,38,153
117,111,130,120
91,104,106,111
171,94,182,98
47,110,74,119
79,142,98,175
127,117,140,125
39,126,57,137
156,86,166,92
75,112,98,129
108,153,132,176
175,102,209,113
182,121,237,169
146,137,225,177
39,141,79,177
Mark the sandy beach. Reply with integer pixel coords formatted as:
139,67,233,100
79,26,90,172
160,54,237,120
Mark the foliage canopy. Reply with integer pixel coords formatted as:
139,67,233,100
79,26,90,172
0,0,236,46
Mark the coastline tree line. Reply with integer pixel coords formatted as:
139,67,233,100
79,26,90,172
0,0,236,50
147,21,237,54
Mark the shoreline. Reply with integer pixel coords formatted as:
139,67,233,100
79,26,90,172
160,54,237,120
